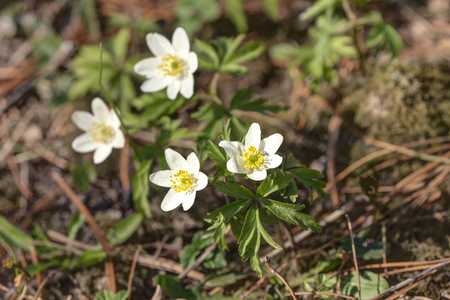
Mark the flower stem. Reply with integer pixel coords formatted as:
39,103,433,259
98,44,141,160
208,72,223,105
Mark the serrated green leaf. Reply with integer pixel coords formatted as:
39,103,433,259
302,0,338,20
192,103,228,121
214,181,255,199
195,39,220,68
383,22,403,56
203,269,248,287
107,213,143,245
224,0,248,32
257,171,293,198
279,179,298,203
250,254,263,277
288,168,326,202
70,163,96,191
132,159,152,218
229,88,253,110
226,41,265,65
203,249,227,269
229,217,243,241
257,207,282,250
283,154,302,170
0,216,33,250
206,140,227,166
341,271,389,299
219,63,248,75
260,199,321,233
238,202,260,261
154,275,199,299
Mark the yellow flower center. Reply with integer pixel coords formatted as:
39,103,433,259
243,146,265,169
170,170,196,193
159,54,184,76
88,122,115,143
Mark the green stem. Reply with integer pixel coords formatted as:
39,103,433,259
342,0,366,74
98,44,141,160
207,72,223,105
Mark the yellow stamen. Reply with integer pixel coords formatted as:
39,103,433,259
170,170,196,193
159,54,184,76
242,146,265,169
88,122,115,143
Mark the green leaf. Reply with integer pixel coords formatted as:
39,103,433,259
206,140,227,166
219,63,248,75
224,0,248,32
132,159,152,218
237,202,260,261
95,290,129,300
25,260,60,277
257,0,279,21
213,181,255,199
367,22,403,57
257,207,282,250
279,179,298,203
256,171,293,198
180,244,200,270
288,168,326,202
229,88,253,110
341,271,389,299
154,275,199,299
72,250,107,268
191,103,228,122
250,254,263,277
226,41,265,65
203,249,227,269
283,154,302,170
0,215,33,250
260,199,321,233
110,28,131,61
67,211,85,240
107,213,143,245
70,163,96,191
302,0,339,20
203,269,248,287
195,39,220,69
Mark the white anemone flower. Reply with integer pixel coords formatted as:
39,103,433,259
134,27,198,100
71,97,125,164
219,123,283,181
149,148,208,212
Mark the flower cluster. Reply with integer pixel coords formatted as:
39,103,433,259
149,123,283,211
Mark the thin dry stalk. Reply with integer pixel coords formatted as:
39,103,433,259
46,230,96,251
120,140,130,189
34,277,49,300
127,245,141,300
264,257,297,300
137,254,204,281
295,291,357,299
26,141,68,169
345,214,361,300
327,114,343,207
28,245,41,285
368,260,450,300
52,172,116,292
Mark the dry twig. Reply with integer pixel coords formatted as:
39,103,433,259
345,214,361,300
264,257,297,300
127,245,141,300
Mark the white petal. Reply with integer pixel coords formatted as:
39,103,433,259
167,80,181,100
165,148,189,171
109,108,121,128
187,52,198,73
149,170,176,187
186,152,200,173
172,27,190,56
226,156,247,174
179,74,194,99
196,172,208,191
93,145,113,164
267,154,283,169
134,57,160,77
72,133,97,153
71,111,95,131
181,191,196,211
140,76,172,93
260,133,283,155
146,32,174,56
219,141,243,158
112,130,125,149
248,169,267,181
91,98,110,123
160,188,184,212
245,123,261,148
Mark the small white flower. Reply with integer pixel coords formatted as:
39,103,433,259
149,148,208,212
134,27,198,100
219,123,283,181
71,97,125,164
